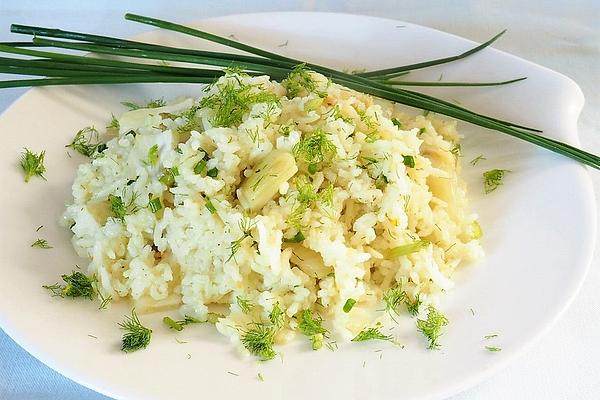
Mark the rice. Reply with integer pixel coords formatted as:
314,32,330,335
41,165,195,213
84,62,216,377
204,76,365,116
62,70,483,354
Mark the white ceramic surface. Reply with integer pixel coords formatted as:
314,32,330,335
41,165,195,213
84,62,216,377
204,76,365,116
0,12,595,400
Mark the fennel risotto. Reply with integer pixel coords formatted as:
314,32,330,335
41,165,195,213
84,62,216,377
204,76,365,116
62,69,483,356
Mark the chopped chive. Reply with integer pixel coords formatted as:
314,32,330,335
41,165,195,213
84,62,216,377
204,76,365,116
148,197,162,213
31,238,52,249
147,144,159,166
388,240,430,258
283,231,305,243
193,159,207,175
207,167,218,178
163,316,184,331
343,298,357,313
205,198,217,214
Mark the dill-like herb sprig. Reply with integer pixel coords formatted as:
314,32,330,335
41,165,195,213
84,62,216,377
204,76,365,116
483,169,510,194
405,293,422,317
20,148,46,182
351,327,394,343
119,309,152,352
240,322,277,360
293,128,337,174
236,296,254,314
43,271,95,299
269,303,284,328
108,191,140,221
31,238,52,249
416,305,449,349
200,80,278,127
227,217,255,262
297,309,328,350
66,126,106,158
382,285,407,317
283,64,325,98
469,154,486,166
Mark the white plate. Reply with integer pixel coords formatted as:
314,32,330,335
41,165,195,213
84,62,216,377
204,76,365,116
0,12,595,400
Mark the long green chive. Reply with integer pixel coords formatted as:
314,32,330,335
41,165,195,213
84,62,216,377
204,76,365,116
1,16,598,169
359,30,507,78
375,77,527,87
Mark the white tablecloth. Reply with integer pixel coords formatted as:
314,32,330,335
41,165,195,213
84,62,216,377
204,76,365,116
0,1,598,399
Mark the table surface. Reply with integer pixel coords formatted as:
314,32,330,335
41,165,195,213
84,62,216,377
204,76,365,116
0,1,598,399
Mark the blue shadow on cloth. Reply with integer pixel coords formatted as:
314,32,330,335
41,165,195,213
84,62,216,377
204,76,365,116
0,329,112,400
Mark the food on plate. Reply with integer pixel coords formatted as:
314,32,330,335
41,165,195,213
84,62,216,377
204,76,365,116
59,69,483,357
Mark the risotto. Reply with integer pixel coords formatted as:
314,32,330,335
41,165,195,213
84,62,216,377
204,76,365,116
62,69,483,357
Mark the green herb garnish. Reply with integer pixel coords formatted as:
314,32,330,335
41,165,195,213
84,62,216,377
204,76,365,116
343,298,357,313
98,291,112,310
20,148,46,182
121,98,165,110
382,285,407,317
121,100,142,110
403,155,415,168
163,315,202,331
3,18,599,169
268,303,284,328
283,64,325,98
31,238,52,249
159,166,179,187
405,293,422,317
483,169,510,194
204,197,217,214
146,98,166,108
283,231,305,243
228,218,255,262
193,159,207,175
293,128,337,173
148,196,162,213
147,144,159,166
388,240,430,258
207,167,218,177
43,271,95,299
66,127,105,158
351,327,394,343
236,296,254,314
108,193,140,221
416,305,448,349
108,114,119,129
450,143,461,157
469,154,486,166
119,309,152,352
485,346,502,352
200,80,278,127
298,309,327,350
240,322,277,360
